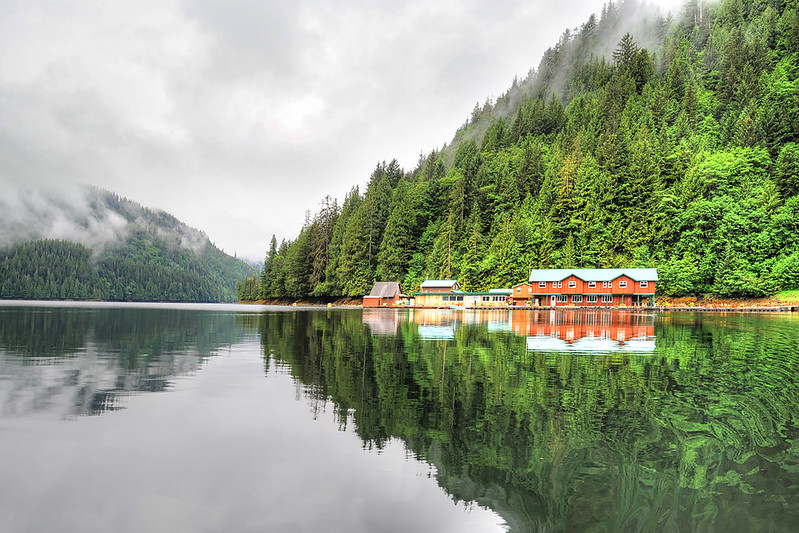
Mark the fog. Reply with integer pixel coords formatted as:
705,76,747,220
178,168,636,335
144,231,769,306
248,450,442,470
0,0,687,262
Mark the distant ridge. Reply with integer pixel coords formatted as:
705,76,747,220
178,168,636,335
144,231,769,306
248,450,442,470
0,185,255,302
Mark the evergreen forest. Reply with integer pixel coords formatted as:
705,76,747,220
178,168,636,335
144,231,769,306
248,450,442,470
0,189,255,302
240,0,799,300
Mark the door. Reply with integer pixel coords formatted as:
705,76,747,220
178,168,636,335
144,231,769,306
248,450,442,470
551,295,556,306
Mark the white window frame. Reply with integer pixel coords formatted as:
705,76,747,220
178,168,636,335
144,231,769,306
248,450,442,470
556,295,567,302
619,281,627,288
443,296,449,302
640,281,648,288
572,295,582,303
558,281,562,288
588,281,596,288
516,287,521,293
587,295,598,303
482,295,490,302
608,281,613,288
601,295,613,303
568,281,576,288
538,282,546,288
602,281,607,288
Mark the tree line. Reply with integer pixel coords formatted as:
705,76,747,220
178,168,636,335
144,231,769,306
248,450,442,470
0,237,253,302
240,0,799,300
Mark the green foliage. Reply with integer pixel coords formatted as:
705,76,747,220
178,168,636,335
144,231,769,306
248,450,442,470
249,0,799,299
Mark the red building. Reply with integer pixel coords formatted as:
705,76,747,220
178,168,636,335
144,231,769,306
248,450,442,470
363,282,406,307
510,283,534,306
528,268,657,307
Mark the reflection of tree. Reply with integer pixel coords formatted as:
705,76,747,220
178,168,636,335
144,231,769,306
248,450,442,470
0,306,253,416
260,310,799,532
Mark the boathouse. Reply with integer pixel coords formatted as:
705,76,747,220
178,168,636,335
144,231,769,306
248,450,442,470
413,281,510,308
528,268,657,307
363,282,407,308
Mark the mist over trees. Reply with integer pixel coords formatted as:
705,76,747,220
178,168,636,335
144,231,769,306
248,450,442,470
241,0,799,300
0,188,255,302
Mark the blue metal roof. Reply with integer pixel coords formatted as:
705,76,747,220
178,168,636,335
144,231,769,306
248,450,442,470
528,268,658,282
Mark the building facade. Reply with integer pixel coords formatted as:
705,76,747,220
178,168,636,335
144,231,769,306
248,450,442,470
363,282,407,307
528,268,657,307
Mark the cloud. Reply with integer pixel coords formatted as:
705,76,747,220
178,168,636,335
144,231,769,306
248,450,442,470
0,0,685,263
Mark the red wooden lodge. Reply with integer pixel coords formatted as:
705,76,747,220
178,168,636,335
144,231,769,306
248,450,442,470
522,268,657,307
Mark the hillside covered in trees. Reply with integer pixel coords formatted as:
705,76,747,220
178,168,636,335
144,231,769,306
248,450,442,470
240,0,799,301
0,187,255,302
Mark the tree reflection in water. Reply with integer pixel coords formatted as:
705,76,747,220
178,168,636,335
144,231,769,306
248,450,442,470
261,309,799,532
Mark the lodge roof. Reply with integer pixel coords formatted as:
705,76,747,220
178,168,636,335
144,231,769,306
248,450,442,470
420,279,460,288
367,281,404,298
488,288,513,294
528,268,659,283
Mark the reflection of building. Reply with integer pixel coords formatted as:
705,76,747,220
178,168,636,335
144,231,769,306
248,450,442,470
517,310,656,353
361,308,656,352
528,268,657,307
363,282,407,308
362,308,401,335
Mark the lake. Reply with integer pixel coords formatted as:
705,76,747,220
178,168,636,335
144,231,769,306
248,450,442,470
1,303,798,532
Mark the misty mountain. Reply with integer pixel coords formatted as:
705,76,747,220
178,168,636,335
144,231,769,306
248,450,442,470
0,186,255,301
242,0,799,300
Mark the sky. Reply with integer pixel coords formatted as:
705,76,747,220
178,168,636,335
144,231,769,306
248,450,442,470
0,0,683,263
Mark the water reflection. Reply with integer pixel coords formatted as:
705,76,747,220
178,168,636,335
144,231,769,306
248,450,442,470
0,305,254,417
278,309,799,531
4,305,799,531
363,308,656,353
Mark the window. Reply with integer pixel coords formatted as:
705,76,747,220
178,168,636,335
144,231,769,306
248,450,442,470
572,295,582,303
556,295,567,302
482,296,490,302
602,281,607,288
568,281,576,288
586,295,598,303
640,281,648,288
442,296,449,302
558,281,562,288
588,281,596,288
538,282,546,288
601,295,613,303
552,281,557,288
528,287,532,293
516,287,521,293
619,281,627,288
456,296,464,302
608,281,613,288
492,296,505,302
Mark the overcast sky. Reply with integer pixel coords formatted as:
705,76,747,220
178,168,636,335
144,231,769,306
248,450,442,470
0,0,682,263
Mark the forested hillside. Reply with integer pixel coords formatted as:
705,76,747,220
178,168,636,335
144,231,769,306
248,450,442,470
241,0,799,300
0,188,255,302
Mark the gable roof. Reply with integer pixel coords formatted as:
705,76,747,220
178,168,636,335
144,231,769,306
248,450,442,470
420,279,460,288
528,268,658,283
367,281,404,298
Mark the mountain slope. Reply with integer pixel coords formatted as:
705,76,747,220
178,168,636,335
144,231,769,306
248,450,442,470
0,186,256,302
248,0,799,299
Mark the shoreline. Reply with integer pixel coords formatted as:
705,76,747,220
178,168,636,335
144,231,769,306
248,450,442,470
238,297,799,312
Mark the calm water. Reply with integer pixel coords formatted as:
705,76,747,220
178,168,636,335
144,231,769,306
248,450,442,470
1,303,799,532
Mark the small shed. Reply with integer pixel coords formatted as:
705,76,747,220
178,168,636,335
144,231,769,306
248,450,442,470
363,282,406,308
